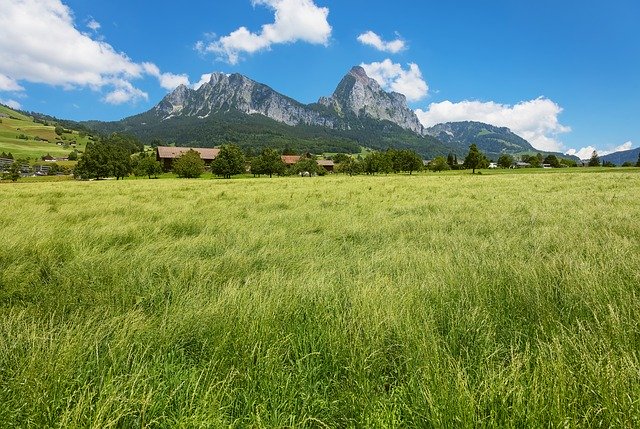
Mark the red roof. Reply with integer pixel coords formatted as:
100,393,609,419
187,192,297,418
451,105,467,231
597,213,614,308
157,146,220,160
281,155,301,165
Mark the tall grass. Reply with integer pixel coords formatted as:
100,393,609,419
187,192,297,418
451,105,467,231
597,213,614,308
1,171,639,427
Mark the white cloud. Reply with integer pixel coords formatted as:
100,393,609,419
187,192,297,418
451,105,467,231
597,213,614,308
613,141,633,153
566,141,635,160
193,73,213,90
0,99,22,110
565,146,598,160
0,73,24,92
0,0,189,104
197,0,332,64
357,31,405,53
87,18,101,32
103,79,148,105
360,59,428,102
142,63,190,91
415,98,571,152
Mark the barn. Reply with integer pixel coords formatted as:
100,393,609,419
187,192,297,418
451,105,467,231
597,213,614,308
156,146,220,170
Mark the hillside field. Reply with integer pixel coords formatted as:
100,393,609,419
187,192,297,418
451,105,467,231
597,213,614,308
1,171,639,427
0,105,90,160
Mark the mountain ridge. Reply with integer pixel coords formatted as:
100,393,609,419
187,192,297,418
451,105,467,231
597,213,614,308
82,67,568,160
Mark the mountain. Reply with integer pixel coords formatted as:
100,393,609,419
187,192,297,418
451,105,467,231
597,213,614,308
84,67,448,157
600,147,640,166
424,121,577,160
425,121,535,158
318,66,424,135
155,73,335,128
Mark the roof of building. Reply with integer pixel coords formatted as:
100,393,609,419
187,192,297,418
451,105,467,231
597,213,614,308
281,155,302,165
157,146,220,160
316,160,335,167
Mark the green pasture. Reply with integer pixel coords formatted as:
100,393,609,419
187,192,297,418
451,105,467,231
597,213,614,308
0,109,90,160
1,171,639,427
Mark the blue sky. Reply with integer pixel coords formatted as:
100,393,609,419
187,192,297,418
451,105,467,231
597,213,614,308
0,0,638,157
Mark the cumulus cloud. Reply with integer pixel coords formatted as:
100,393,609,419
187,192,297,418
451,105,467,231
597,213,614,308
142,63,190,91
566,141,635,160
415,98,571,152
357,31,405,53
0,99,22,110
0,73,24,92
360,59,428,102
0,0,189,104
86,18,101,32
197,0,332,64
103,78,148,104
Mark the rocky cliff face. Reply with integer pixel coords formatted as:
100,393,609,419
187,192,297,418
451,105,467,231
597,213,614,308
318,66,425,135
155,73,334,128
154,67,425,134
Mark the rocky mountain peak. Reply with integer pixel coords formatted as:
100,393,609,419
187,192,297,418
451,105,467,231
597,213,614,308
153,66,425,135
320,66,424,135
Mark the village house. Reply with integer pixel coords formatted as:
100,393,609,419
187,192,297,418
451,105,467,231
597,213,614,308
281,155,301,166
281,155,334,172
316,159,335,172
156,146,220,170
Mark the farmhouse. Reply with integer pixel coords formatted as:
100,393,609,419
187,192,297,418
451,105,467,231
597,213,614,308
281,155,334,172
156,146,220,170
281,155,301,166
316,159,335,172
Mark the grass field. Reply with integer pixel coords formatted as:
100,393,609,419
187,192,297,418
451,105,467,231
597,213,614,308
1,171,639,427
0,105,90,160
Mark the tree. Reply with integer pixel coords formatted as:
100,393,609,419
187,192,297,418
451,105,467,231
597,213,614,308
211,144,246,179
68,150,78,161
173,149,205,178
292,157,324,176
74,142,113,179
636,152,640,167
4,161,20,182
429,156,450,172
251,147,285,178
588,150,600,167
362,151,392,175
336,157,362,176
447,153,455,168
497,154,514,169
54,126,64,136
332,153,351,164
463,144,488,174
134,154,163,179
543,154,561,168
392,149,424,175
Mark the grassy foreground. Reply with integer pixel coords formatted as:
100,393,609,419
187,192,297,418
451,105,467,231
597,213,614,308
1,171,639,427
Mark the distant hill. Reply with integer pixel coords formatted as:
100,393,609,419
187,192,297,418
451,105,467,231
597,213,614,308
425,121,577,161
0,104,93,160
600,147,640,166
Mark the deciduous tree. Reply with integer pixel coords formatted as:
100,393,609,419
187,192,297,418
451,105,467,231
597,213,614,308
211,144,246,179
497,154,514,169
429,156,450,172
251,148,285,178
173,149,205,178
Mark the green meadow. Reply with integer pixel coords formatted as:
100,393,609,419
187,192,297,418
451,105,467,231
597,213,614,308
1,171,639,427
0,105,90,160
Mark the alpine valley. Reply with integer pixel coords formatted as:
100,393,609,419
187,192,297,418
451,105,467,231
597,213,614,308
78,66,568,159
